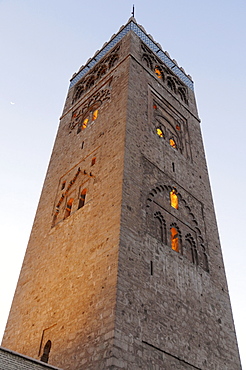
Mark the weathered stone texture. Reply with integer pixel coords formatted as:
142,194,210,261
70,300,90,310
1,21,241,370
114,31,241,369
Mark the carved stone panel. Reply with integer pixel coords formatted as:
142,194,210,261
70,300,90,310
149,89,192,160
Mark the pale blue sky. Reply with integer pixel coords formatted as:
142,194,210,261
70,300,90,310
0,0,245,367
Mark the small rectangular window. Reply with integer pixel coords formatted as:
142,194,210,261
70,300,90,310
78,189,87,209
64,198,74,219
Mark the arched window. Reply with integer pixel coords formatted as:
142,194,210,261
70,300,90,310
40,340,51,363
178,88,187,103
154,212,166,244
97,65,107,79
185,239,193,263
82,118,89,130
185,236,198,265
73,85,85,103
86,76,95,90
169,138,177,149
200,245,209,272
142,55,153,70
64,198,74,219
167,77,176,92
170,227,179,252
92,110,98,121
170,189,178,209
154,66,163,79
109,55,118,69
156,128,164,138
78,189,87,209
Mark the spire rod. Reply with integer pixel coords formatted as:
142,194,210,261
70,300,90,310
131,4,135,17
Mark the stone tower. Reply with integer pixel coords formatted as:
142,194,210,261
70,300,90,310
2,17,241,369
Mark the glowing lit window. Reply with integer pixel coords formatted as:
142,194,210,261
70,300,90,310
156,128,164,138
169,138,176,148
176,125,181,131
64,198,74,219
82,118,89,130
92,110,98,121
170,227,179,252
78,189,87,209
153,104,157,110
154,67,162,79
170,189,178,209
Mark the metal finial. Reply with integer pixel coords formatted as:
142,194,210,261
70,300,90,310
131,4,135,17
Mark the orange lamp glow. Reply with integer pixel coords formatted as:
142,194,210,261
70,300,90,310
82,118,89,129
154,67,162,79
169,138,176,148
170,189,178,209
92,110,98,121
170,227,179,252
156,128,164,138
64,198,74,219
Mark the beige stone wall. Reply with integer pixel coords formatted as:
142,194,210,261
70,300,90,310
2,28,241,370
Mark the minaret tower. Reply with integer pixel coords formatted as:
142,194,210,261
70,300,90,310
2,18,241,369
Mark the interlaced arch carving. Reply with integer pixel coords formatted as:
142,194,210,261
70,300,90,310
146,183,209,272
184,234,198,265
86,76,95,90
154,211,167,244
167,76,176,92
108,55,119,69
97,65,107,79
142,54,153,70
178,87,188,104
155,114,183,153
69,87,111,133
73,85,85,102
141,43,188,104
72,44,120,104
151,96,192,160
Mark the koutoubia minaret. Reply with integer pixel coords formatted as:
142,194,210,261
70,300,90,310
1,17,241,369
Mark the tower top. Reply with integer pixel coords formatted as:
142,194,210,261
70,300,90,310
69,17,194,91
